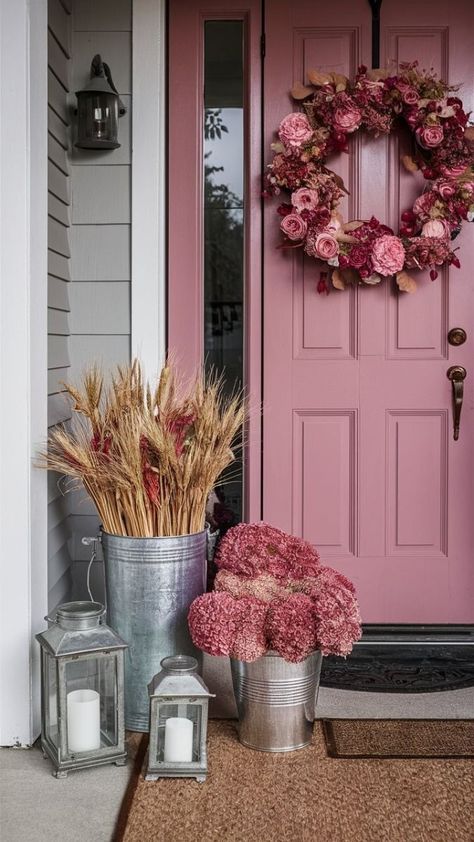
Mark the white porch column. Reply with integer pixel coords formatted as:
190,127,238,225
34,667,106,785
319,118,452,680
0,0,48,745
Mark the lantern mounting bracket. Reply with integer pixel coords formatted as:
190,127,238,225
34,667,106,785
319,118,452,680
91,54,127,115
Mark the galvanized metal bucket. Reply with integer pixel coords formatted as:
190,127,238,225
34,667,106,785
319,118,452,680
101,530,207,732
230,650,322,752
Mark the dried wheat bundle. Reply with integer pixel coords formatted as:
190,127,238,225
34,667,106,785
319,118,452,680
39,360,245,537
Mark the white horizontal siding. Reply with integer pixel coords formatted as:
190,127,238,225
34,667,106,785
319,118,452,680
73,0,131,31
47,0,72,611
71,31,131,94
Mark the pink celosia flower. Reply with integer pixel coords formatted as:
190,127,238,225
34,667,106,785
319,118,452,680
371,234,405,275
229,597,268,662
214,569,289,603
215,522,321,580
188,592,239,657
266,594,318,663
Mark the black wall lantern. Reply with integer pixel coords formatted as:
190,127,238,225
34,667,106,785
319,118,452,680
75,54,126,150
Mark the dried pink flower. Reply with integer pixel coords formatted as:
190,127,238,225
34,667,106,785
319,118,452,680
214,569,289,603
266,594,318,663
229,597,268,662
215,521,321,581
188,592,239,657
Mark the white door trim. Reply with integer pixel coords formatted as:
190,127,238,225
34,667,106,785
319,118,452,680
0,0,48,745
131,0,167,379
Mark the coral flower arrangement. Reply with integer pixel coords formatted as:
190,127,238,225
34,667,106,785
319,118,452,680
188,522,361,663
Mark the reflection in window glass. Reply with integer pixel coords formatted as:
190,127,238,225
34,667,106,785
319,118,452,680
204,21,244,527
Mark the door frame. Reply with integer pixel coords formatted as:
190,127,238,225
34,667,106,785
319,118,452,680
166,0,263,521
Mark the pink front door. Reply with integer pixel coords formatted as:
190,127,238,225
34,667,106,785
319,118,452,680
263,0,474,622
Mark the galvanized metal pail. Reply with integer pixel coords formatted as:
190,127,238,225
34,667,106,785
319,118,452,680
102,530,207,732
230,650,322,752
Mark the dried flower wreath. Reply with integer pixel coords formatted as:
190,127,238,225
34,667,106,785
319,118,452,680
266,63,474,294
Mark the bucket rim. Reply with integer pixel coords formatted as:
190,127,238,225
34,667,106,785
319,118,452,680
100,526,208,541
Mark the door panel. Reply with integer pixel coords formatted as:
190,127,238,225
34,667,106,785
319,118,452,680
263,0,474,621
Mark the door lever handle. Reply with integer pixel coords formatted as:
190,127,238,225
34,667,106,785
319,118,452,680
447,366,467,441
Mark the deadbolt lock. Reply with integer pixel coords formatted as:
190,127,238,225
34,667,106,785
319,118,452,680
448,327,467,346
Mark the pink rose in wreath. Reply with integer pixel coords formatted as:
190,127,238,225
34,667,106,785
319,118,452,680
291,187,319,212
441,163,469,178
371,235,406,276
401,86,419,106
278,113,314,148
333,104,362,134
421,219,448,239
280,213,307,241
436,180,457,199
413,191,436,218
313,232,339,260
416,124,444,149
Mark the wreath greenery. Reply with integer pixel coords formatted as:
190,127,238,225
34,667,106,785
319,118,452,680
266,63,474,294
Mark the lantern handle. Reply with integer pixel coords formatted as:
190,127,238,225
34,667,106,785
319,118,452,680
102,61,127,116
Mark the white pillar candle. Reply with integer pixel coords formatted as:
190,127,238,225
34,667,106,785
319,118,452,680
67,689,101,753
163,717,193,762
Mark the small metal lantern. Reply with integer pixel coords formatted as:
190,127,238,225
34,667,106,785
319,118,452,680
146,656,214,782
36,601,128,778
75,54,126,149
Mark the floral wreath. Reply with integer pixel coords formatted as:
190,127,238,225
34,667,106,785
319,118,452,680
266,63,474,294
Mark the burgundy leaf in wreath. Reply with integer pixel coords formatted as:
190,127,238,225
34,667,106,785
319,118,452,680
188,522,361,664
266,62,474,294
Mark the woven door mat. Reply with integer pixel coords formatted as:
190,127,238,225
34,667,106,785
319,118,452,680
113,720,474,842
322,718,474,758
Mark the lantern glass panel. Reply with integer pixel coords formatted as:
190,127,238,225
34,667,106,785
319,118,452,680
65,654,118,752
155,703,203,764
77,92,118,147
43,651,59,749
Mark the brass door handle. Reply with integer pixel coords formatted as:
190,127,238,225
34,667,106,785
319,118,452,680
447,366,467,441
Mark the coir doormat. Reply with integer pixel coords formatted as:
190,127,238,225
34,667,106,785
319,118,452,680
322,718,474,759
113,720,474,842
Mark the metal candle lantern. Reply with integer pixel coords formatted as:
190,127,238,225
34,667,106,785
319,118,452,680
146,656,214,782
75,54,126,149
36,601,128,778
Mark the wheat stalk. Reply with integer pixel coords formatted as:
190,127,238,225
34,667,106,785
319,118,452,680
38,360,245,537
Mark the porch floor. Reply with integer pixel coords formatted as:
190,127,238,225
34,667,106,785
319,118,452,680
1,686,473,842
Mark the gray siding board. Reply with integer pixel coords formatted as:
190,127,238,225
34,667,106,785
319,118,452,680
72,32,131,95
72,0,131,32
48,276,70,311
48,134,69,176
48,567,73,613
48,366,70,394
70,224,130,281
48,392,71,427
48,0,71,58
48,30,69,89
48,106,69,149
48,69,69,123
69,334,129,384
48,159,70,204
48,216,71,257
48,334,70,369
48,192,70,226
71,166,130,224
48,496,70,532
48,249,71,281
69,282,130,334
48,308,70,336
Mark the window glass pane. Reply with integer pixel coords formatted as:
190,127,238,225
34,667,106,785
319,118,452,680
204,21,244,527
